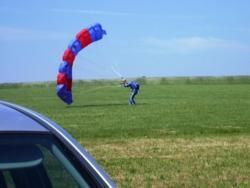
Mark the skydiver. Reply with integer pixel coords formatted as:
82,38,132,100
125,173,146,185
121,79,140,105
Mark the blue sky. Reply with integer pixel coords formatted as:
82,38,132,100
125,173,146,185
0,0,250,83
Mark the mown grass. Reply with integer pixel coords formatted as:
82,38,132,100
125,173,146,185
0,77,250,187
87,137,250,187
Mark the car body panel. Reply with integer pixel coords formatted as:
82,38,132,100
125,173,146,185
0,103,49,133
0,100,116,188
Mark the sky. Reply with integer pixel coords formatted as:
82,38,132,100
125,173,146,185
0,0,250,83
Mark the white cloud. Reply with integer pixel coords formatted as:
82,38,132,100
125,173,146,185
144,36,250,54
49,8,134,17
0,7,136,17
0,26,70,41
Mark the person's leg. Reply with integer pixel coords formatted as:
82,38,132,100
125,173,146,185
131,90,138,105
129,92,133,104
128,97,132,104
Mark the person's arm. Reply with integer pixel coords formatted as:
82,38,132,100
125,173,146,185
123,83,128,87
123,82,131,87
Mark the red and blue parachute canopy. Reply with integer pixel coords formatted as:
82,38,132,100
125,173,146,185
56,23,106,104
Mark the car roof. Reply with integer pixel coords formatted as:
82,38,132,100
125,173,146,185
0,102,49,133
0,100,116,187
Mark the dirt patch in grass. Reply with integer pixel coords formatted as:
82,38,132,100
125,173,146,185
82,136,250,187
84,136,250,159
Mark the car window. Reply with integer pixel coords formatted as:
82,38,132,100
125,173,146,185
0,134,92,188
1,171,15,188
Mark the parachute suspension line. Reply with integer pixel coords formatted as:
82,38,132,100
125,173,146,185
111,65,123,78
56,23,106,104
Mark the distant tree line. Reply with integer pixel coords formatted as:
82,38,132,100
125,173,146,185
1,76,250,89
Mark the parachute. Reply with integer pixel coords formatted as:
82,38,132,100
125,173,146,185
56,23,106,104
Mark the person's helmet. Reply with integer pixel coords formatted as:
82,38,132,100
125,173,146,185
121,78,127,84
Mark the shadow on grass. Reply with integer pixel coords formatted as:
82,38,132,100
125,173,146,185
67,103,147,108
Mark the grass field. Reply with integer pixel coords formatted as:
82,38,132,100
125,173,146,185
1,78,250,187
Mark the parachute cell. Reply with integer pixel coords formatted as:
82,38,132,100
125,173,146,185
56,23,106,104
68,39,82,55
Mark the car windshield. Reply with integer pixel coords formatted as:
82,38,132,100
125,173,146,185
0,134,91,188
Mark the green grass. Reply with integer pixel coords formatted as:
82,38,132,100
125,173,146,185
1,79,250,187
